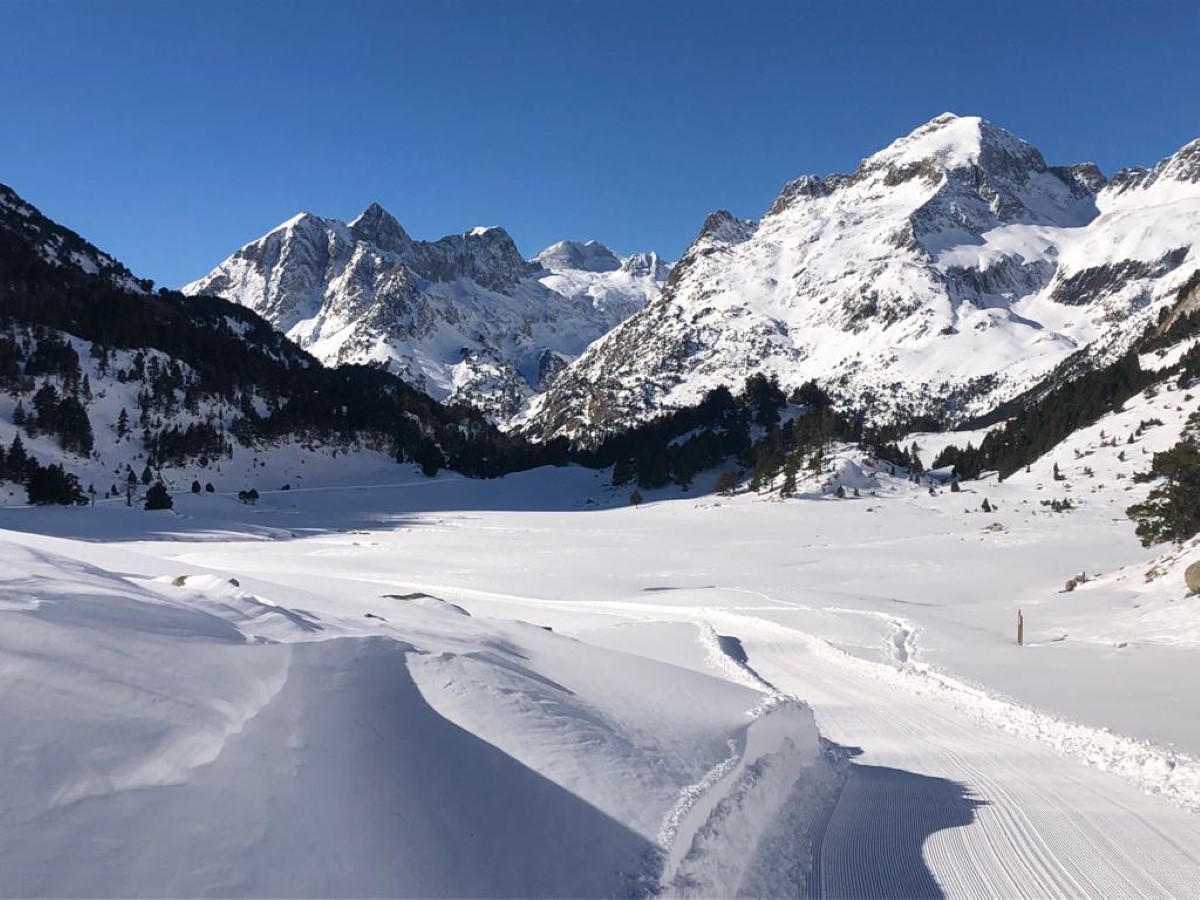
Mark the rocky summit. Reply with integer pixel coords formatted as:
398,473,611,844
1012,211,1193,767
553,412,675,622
184,211,667,420
518,114,1200,442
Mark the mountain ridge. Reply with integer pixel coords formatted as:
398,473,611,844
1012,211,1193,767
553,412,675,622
183,206,668,420
518,113,1200,443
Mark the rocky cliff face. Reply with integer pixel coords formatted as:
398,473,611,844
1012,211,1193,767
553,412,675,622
184,214,666,420
518,114,1200,443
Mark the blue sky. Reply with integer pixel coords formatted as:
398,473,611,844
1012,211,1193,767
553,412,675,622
2,1,1198,287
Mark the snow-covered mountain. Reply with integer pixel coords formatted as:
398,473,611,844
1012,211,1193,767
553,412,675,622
520,114,1200,442
0,184,150,293
0,182,553,508
183,212,667,420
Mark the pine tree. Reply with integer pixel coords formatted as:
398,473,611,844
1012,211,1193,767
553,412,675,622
12,401,26,427
144,482,173,511
6,435,29,483
981,498,992,513
1127,437,1200,546
117,408,129,439
611,457,635,486
780,458,798,497
26,463,86,506
140,464,153,485
629,488,644,507
191,480,202,494
908,443,924,474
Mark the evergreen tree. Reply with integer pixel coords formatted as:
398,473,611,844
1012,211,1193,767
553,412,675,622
908,443,924,474
780,458,798,497
611,457,635,486
116,407,129,439
26,462,86,505
140,464,153,485
144,481,173,511
981,498,992,513
629,488,644,507
191,480,202,494
1127,436,1200,546
12,401,26,427
54,395,93,454
6,435,29,483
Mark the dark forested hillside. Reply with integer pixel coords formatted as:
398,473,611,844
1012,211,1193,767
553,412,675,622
0,184,550,481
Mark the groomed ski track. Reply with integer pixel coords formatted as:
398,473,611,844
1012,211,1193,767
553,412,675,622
374,582,1200,898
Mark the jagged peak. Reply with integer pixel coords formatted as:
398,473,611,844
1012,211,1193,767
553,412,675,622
766,175,829,217
349,202,410,255
1107,135,1200,195
621,251,671,280
276,211,325,231
699,209,754,244
535,239,622,273
1153,137,1200,185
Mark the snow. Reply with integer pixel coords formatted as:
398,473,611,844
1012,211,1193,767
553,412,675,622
182,208,668,420
867,112,996,171
3,369,1200,895
525,114,1200,441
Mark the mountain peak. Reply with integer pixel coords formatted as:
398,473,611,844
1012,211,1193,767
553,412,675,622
699,210,754,245
864,113,1041,175
349,202,411,255
535,240,622,273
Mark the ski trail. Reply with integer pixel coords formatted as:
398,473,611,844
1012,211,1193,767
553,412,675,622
342,577,1200,811
743,630,1200,898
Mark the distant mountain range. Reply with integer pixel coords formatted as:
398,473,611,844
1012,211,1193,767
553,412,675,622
183,210,668,420
2,111,1199,503
520,113,1200,441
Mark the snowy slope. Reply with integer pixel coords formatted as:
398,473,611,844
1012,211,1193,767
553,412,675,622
522,114,1200,442
184,213,667,420
2,431,1200,895
0,183,149,293
0,493,834,896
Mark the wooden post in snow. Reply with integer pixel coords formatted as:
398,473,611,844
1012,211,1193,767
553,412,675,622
1017,609,1024,647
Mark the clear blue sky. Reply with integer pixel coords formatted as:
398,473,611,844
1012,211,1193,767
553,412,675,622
2,1,1198,288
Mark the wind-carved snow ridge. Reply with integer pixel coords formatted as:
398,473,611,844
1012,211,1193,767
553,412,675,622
651,622,843,897
696,620,781,699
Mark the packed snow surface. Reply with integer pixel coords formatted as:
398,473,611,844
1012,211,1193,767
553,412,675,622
3,377,1200,897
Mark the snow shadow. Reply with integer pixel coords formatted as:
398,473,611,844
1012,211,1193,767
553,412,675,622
9,637,658,898
0,467,628,544
809,761,985,899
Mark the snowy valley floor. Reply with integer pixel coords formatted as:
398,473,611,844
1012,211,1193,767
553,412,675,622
3,446,1200,897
